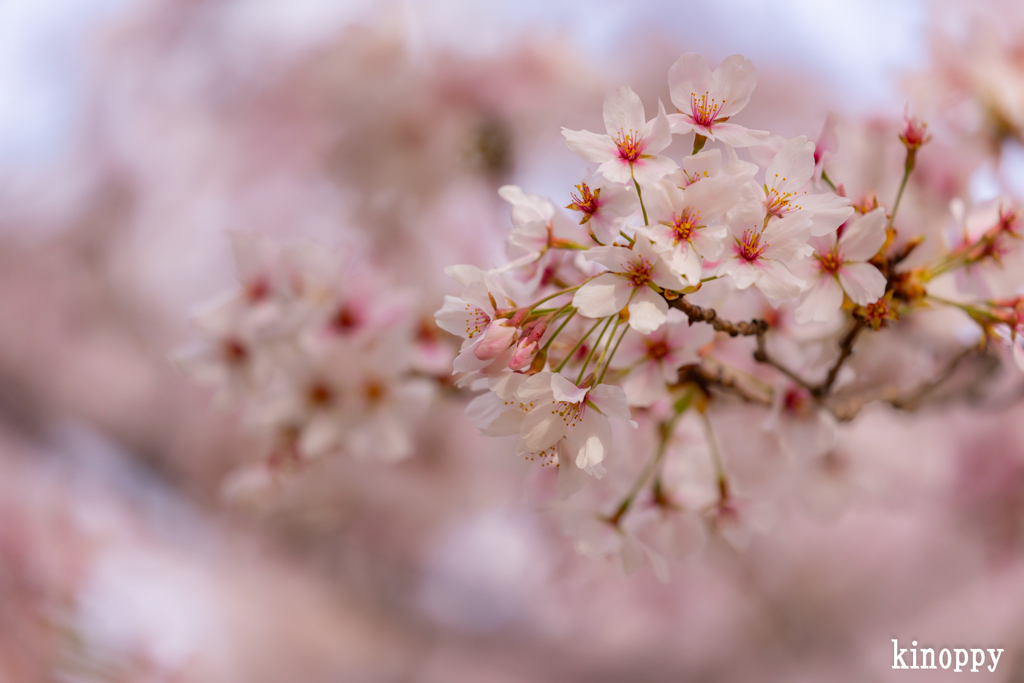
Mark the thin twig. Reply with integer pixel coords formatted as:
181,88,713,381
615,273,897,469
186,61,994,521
665,296,768,337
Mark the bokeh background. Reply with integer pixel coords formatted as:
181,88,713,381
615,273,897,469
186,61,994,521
4,0,1024,681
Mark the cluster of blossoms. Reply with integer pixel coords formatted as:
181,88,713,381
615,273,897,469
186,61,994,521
436,53,1024,579
178,234,438,486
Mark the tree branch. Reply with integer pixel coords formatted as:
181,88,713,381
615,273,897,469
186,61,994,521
665,295,768,337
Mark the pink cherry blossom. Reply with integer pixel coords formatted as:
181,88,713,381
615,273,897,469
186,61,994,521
667,53,769,147
562,86,677,186
573,236,687,333
794,207,889,323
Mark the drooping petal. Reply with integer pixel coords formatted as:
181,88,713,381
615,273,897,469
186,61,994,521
794,275,844,323
587,383,633,421
838,207,888,261
838,262,887,305
627,286,669,333
519,402,570,451
570,409,613,471
664,241,703,284
573,273,633,318
595,157,635,185
754,260,806,302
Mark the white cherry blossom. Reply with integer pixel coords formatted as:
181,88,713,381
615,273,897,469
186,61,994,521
794,208,888,323
639,175,738,284
573,236,687,333
666,53,769,147
717,212,814,303
516,372,635,475
562,86,677,186
755,135,854,236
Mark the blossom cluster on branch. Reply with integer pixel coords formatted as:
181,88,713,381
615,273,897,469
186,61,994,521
433,53,1024,579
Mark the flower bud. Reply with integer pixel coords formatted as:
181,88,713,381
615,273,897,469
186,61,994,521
474,319,517,360
899,111,931,151
509,339,539,371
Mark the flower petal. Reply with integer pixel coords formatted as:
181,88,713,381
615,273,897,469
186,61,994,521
627,286,669,333
709,122,769,147
767,136,815,193
794,275,844,323
604,85,647,138
838,207,887,261
838,262,887,305
562,128,616,164
573,273,632,318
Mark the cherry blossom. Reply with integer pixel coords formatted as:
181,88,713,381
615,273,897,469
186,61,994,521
572,236,687,333
516,372,634,476
562,86,677,186
794,207,889,323
564,172,638,245
753,135,854,236
717,212,814,303
640,174,739,284
666,53,769,147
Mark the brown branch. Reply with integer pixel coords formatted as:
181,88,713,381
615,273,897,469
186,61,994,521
665,295,768,337
752,332,814,391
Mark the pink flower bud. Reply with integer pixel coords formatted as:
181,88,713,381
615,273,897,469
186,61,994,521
474,319,517,360
899,109,931,151
509,339,539,371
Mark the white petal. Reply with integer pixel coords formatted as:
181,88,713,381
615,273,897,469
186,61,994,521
766,136,815,193
573,273,632,318
587,383,633,421
630,154,678,186
798,193,855,236
642,100,673,154
562,128,616,164
838,207,887,261
709,122,769,147
604,85,647,138
838,262,887,305
716,54,758,117
585,246,635,272
520,403,570,451
595,158,635,185
668,53,712,113
551,373,588,403
794,275,844,324
571,409,612,471
627,287,669,333
755,260,805,302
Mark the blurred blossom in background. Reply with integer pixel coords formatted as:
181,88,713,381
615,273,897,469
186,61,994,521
7,0,1024,682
